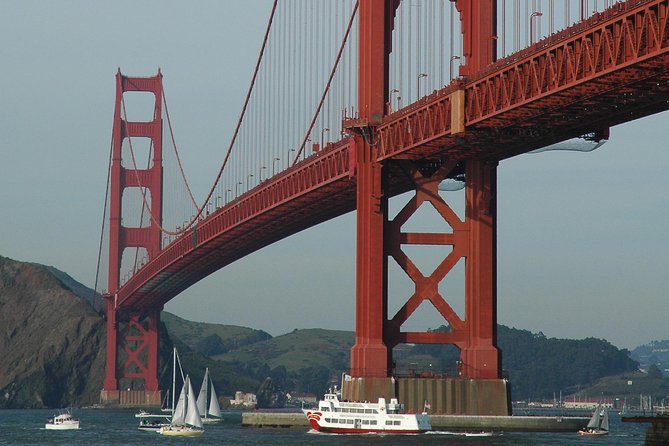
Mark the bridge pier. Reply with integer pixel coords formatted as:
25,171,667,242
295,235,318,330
341,376,510,416
100,304,162,407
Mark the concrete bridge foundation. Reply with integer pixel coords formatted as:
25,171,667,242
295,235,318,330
341,376,511,416
99,389,162,408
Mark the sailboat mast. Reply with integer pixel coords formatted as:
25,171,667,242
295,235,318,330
172,347,176,414
205,368,209,404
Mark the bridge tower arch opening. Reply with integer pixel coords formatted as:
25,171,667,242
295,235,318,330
346,0,508,415
100,71,164,406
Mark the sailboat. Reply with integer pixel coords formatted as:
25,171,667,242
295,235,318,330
136,349,182,431
159,374,204,436
578,404,609,436
197,367,223,424
158,348,204,436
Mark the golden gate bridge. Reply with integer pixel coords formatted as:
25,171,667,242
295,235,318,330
94,0,669,413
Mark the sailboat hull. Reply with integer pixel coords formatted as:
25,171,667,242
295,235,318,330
577,429,608,436
159,426,204,437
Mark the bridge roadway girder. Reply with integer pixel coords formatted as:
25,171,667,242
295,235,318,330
377,0,669,163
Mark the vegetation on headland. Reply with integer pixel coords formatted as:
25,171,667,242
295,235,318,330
0,254,666,408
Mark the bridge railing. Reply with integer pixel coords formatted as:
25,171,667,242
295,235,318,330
466,0,669,125
115,138,354,310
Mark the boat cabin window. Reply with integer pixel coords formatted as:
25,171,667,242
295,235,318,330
320,407,329,411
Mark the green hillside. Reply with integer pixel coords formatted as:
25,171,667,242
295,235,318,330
579,371,669,404
498,326,639,400
161,311,271,356
631,340,669,376
211,328,353,372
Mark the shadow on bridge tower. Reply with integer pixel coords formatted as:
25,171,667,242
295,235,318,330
100,71,164,407
343,0,510,415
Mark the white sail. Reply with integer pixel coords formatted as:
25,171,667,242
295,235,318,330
185,376,204,428
171,379,187,425
208,379,222,418
600,409,609,432
586,405,601,429
196,368,209,416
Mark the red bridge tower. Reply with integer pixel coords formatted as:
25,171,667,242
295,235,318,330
344,0,508,415
100,71,163,406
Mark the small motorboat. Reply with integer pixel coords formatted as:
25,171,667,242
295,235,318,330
45,410,80,430
135,410,171,432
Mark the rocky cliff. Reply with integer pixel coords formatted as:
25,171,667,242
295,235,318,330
0,256,106,408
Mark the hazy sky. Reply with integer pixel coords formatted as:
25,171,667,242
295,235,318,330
1,1,667,351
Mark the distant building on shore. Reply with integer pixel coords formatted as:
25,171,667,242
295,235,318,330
230,391,257,409
563,400,613,410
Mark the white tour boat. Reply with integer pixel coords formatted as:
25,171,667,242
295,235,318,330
45,410,80,430
303,391,431,434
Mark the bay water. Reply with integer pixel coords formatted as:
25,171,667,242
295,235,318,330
0,408,651,445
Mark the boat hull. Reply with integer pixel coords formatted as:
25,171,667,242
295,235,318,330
158,426,204,437
578,429,608,436
45,422,80,430
305,410,430,434
309,424,423,434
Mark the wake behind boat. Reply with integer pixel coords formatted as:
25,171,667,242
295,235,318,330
45,410,80,430
303,390,431,434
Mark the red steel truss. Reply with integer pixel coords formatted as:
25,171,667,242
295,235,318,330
383,160,499,379
376,0,669,162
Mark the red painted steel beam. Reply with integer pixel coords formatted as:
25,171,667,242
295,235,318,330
349,0,395,378
382,159,500,379
385,162,467,348
455,0,497,76
465,0,669,126
376,0,669,162
461,160,500,379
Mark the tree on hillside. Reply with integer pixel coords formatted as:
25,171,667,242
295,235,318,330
647,364,663,379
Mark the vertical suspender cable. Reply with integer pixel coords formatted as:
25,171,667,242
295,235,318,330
293,1,359,163
201,0,278,214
